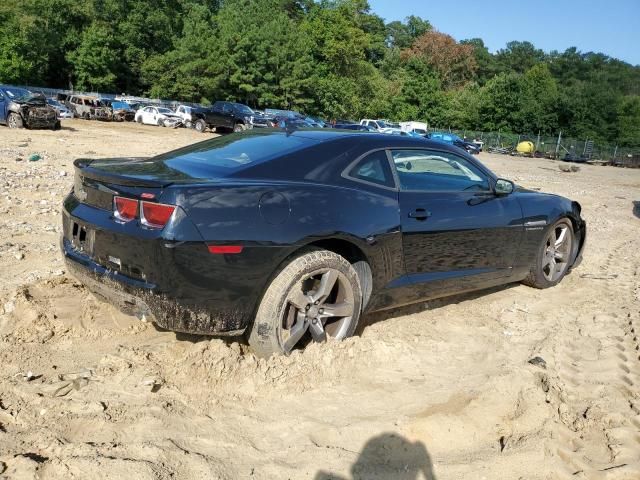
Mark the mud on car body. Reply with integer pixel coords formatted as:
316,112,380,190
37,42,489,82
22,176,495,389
0,86,60,130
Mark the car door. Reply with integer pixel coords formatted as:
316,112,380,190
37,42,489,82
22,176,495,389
221,103,236,127
143,107,154,124
205,103,226,127
390,148,523,298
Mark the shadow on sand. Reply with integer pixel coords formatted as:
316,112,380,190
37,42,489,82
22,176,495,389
633,201,640,219
314,432,435,480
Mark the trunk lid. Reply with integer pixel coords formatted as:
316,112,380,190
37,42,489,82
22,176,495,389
74,158,170,210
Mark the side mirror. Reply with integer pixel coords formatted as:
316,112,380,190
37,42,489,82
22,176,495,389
494,178,514,195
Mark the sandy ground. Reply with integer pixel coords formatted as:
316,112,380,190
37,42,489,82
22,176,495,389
0,120,639,479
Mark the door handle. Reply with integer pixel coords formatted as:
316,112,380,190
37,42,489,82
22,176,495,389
408,208,431,220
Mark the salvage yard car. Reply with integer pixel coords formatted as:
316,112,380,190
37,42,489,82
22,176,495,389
47,98,73,119
61,130,586,357
66,95,112,121
110,101,136,122
360,118,402,134
175,105,195,128
428,132,481,154
134,106,182,127
192,101,254,133
0,86,60,130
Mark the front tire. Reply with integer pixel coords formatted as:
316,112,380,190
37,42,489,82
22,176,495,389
248,249,362,358
522,219,574,289
194,119,206,133
7,112,23,129
233,122,245,133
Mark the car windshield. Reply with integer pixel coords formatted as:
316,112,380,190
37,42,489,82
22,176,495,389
3,88,31,101
47,99,62,107
157,108,173,114
234,104,254,115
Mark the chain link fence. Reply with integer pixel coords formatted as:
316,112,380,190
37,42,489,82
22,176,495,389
429,127,639,167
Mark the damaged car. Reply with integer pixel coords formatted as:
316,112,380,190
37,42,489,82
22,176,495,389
0,86,60,130
110,101,136,122
66,95,112,121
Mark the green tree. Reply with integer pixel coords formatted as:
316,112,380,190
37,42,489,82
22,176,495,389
385,15,431,49
67,23,121,91
616,96,640,147
496,41,545,74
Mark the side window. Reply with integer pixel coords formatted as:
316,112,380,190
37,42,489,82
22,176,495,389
347,150,395,188
222,103,233,114
390,149,490,192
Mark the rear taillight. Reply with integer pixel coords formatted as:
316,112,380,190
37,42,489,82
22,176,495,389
141,201,176,229
114,196,137,222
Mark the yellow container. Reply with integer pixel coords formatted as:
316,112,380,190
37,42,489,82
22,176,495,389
516,141,535,154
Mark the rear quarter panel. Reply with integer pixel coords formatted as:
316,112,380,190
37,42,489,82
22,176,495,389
169,181,403,315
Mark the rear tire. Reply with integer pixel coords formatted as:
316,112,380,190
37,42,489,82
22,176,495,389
233,122,245,133
7,112,23,129
248,249,362,358
522,219,574,289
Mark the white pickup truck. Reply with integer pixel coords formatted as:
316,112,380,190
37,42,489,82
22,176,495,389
400,121,428,136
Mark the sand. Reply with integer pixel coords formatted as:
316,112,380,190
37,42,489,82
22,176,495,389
0,120,639,479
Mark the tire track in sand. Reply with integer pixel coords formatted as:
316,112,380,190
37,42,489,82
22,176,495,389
549,239,640,479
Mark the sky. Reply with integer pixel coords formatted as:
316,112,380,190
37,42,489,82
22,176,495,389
368,0,640,66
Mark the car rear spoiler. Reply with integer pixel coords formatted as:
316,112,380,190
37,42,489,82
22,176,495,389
73,157,174,188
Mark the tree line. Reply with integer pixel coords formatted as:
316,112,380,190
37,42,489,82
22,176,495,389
1,0,639,146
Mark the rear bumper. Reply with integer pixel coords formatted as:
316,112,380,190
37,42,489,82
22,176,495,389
62,237,247,335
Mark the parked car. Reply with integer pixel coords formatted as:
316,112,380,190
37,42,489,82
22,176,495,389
306,116,327,128
110,101,136,122
428,132,480,154
47,98,73,119
400,121,428,136
333,123,375,131
251,110,276,128
193,101,254,133
174,105,196,128
0,86,59,129
359,119,402,134
66,95,112,121
134,106,182,127
61,130,586,357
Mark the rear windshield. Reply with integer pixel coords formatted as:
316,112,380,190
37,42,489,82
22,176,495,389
148,131,318,180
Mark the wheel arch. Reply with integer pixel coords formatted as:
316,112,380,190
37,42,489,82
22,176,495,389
248,237,374,325
304,238,373,308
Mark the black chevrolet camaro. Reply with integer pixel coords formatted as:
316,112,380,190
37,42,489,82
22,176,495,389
61,130,586,357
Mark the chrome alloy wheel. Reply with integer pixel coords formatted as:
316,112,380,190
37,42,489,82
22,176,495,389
542,223,573,282
279,269,355,353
